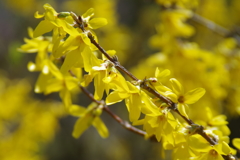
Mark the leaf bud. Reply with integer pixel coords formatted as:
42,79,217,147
57,12,71,19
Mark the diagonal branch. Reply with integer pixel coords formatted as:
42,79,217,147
192,13,229,37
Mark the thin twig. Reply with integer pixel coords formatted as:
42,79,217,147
88,34,139,81
103,106,147,137
192,13,229,37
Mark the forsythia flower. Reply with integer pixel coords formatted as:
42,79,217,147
188,135,231,160
81,8,108,30
69,103,109,139
34,60,79,108
140,110,178,142
149,67,172,94
106,81,143,122
165,78,206,118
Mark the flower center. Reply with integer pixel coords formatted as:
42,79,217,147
178,96,185,103
209,149,218,157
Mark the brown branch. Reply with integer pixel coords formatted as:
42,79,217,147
88,33,139,81
69,70,101,104
103,106,147,137
192,13,229,37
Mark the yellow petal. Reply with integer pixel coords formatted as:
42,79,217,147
93,73,105,100
65,77,79,90
155,68,170,79
55,18,79,35
109,74,130,92
170,78,184,95
34,72,51,93
27,27,34,38
43,3,57,21
53,35,79,58
82,8,94,20
72,113,94,139
184,88,205,104
69,105,86,117
89,18,108,29
140,92,159,115
133,119,145,126
34,11,45,19
44,78,63,94
81,46,102,72
93,117,109,138
81,33,91,46
209,115,228,126
125,94,142,122
106,91,129,105
81,74,94,87
164,91,178,103
60,48,84,75
188,135,212,152
59,88,72,108
221,141,231,155
148,116,159,128
178,103,189,119
47,60,63,79
33,20,55,38
233,138,240,150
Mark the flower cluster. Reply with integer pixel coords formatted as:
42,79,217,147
0,75,65,160
19,2,240,160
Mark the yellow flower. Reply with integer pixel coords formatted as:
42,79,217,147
149,67,172,94
106,81,143,122
18,28,52,72
34,60,79,108
165,78,206,118
69,103,109,139
82,60,129,101
161,9,194,37
188,135,231,159
144,112,177,142
81,8,108,30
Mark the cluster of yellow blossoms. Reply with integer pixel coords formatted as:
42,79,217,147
0,74,65,160
19,1,240,160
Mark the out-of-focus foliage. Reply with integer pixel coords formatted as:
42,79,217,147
0,73,65,160
133,0,240,118
1,0,240,160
